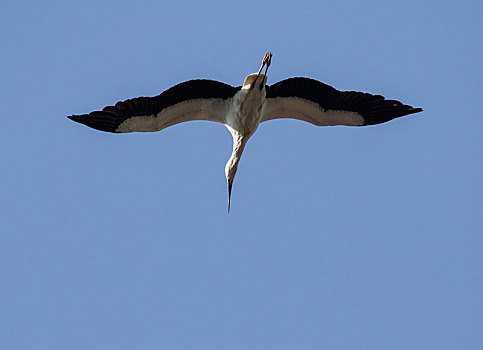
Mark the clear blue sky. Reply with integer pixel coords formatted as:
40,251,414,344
1,0,482,349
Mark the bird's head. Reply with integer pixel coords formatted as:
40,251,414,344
243,52,272,90
224,128,249,213
225,158,238,213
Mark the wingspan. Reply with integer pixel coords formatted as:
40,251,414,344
262,77,422,126
68,80,239,133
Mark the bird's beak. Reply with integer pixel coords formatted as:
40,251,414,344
253,51,272,88
227,179,233,213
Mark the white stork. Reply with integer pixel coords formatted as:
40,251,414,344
68,52,422,212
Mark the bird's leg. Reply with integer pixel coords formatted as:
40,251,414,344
260,52,272,90
263,52,272,76
252,65,264,88
253,52,272,88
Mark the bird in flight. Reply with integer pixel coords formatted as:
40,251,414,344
68,52,422,212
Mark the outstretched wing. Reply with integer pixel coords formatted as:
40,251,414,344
68,80,239,133
262,77,422,126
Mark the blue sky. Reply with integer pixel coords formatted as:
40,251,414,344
1,0,482,349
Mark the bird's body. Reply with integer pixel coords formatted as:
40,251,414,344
223,73,268,210
68,52,422,211
227,82,265,135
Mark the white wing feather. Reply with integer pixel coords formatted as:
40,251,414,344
261,97,364,126
116,98,231,133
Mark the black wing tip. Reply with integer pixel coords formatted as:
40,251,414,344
363,104,423,126
400,106,423,117
67,113,120,133
67,114,90,125
67,114,83,123
401,106,423,117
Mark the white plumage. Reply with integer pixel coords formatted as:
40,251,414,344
68,52,422,212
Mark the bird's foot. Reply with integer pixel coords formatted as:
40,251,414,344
262,52,272,68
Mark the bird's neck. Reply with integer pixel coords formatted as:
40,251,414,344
225,128,250,179
232,134,247,160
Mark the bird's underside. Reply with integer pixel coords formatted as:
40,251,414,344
68,52,422,212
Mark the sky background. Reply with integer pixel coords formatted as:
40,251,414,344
1,0,482,349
